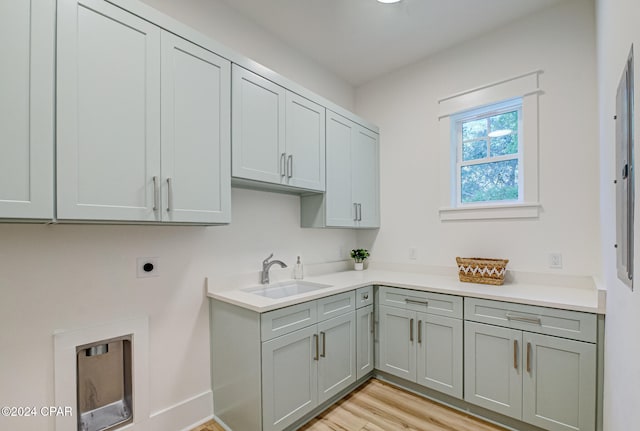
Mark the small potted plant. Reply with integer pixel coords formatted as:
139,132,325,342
350,249,370,271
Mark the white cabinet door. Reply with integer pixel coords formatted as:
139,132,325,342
464,321,523,420
416,313,463,398
231,65,286,185
522,333,597,431
285,92,325,191
0,0,54,219
160,32,231,224
262,325,318,431
325,112,356,226
378,305,416,380
352,125,380,228
317,313,356,404
57,0,161,221
356,305,375,380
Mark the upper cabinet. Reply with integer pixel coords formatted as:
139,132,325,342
0,0,55,220
56,0,231,224
160,32,231,224
232,66,326,192
0,0,377,225
301,111,380,228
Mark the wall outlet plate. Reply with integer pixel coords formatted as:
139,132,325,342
548,253,563,269
409,247,418,260
137,257,159,278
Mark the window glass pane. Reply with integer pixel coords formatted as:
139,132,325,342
462,139,488,161
489,110,518,134
462,118,487,140
490,133,518,156
460,159,519,203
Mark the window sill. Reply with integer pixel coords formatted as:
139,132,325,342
439,202,541,221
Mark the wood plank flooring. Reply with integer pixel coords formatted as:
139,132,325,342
193,379,508,431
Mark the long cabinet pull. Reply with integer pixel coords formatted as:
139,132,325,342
358,203,362,221
287,155,293,179
152,176,159,211
526,342,532,373
417,320,422,344
320,331,326,358
314,334,319,361
280,153,286,177
353,203,358,221
409,318,414,342
405,299,429,307
506,313,542,325
513,340,518,369
166,178,173,212
370,312,374,334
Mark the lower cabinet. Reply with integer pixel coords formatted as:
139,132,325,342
377,304,463,398
212,287,601,431
464,299,598,431
260,293,356,431
356,304,374,379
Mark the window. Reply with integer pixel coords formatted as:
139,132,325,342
453,99,522,206
437,70,541,221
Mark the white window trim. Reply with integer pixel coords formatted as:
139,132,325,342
438,70,542,221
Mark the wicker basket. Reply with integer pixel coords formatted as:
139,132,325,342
456,257,509,285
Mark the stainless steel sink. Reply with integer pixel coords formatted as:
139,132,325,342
242,280,332,299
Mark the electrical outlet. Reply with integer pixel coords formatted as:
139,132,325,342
548,253,562,269
409,247,418,260
137,257,159,278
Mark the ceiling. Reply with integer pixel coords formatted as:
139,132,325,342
220,0,567,86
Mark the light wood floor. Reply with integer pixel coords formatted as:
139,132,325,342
192,379,508,431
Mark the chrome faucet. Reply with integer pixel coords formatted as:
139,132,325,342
261,253,288,284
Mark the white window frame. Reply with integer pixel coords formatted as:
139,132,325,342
437,70,542,221
453,99,523,207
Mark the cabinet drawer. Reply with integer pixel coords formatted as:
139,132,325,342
317,291,356,321
378,286,462,319
356,286,373,309
261,301,317,341
464,298,597,343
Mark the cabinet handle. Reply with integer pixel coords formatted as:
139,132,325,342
320,331,326,358
152,176,159,211
405,299,429,307
526,342,532,373
417,320,422,344
370,312,374,334
513,340,518,369
280,153,286,177
358,203,362,221
353,203,358,221
166,178,173,212
363,294,369,300
314,334,319,361
287,155,293,179
409,318,414,342
506,313,541,325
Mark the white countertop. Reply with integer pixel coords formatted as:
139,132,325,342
207,267,606,314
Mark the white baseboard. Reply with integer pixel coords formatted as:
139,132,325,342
145,390,213,431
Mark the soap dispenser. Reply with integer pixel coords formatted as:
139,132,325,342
294,256,304,280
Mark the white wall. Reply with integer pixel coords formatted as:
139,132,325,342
596,0,640,429
0,1,357,429
355,0,600,275
139,0,355,110
0,189,356,431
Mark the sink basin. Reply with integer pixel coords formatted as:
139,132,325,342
242,281,332,299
